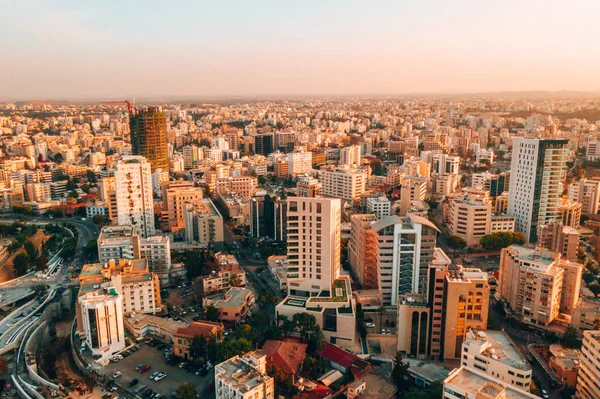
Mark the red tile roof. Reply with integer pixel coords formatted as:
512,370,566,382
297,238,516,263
318,343,371,378
174,321,223,338
261,339,308,375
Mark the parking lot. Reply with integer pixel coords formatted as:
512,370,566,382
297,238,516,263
101,343,213,397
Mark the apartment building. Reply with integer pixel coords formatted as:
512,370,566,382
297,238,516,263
449,189,492,247
461,329,532,390
576,330,600,399
372,214,439,305
340,144,362,168
507,138,568,243
319,166,367,202
26,182,51,202
287,146,313,176
558,199,582,228
183,199,224,247
162,180,203,232
173,321,225,360
98,176,118,222
538,221,580,261
201,253,246,295
399,177,427,216
114,155,155,237
296,177,322,198
366,196,391,219
568,178,600,215
215,351,274,399
498,245,582,328
348,214,378,289
203,287,255,323
215,176,257,199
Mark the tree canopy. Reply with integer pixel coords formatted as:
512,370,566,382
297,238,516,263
480,231,525,250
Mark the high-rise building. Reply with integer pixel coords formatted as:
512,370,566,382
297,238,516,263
287,146,313,176
449,188,493,247
129,106,169,172
399,177,428,216
568,178,600,215
249,194,286,241
285,197,341,296
98,177,118,222
558,198,582,228
348,214,378,289
538,221,580,261
78,287,125,357
576,330,600,399
507,138,568,242
254,132,274,156
432,153,460,175
114,156,155,237
498,245,582,328
372,214,439,305
366,196,391,219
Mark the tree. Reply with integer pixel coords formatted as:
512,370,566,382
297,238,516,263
189,334,207,361
206,336,218,363
277,315,295,337
216,338,252,362
446,235,466,256
264,325,282,340
258,176,267,185
234,324,259,343
250,311,269,333
92,214,105,227
307,325,325,353
292,313,318,339
267,363,292,397
86,170,98,183
176,382,197,399
205,305,219,322
24,239,38,262
563,326,579,348
391,351,410,392
480,232,526,251
370,159,386,176
229,273,242,287
13,253,29,276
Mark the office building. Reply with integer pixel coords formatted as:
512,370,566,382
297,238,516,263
432,153,460,175
254,133,274,156
114,156,155,237
130,106,169,172
396,293,430,359
320,166,367,202
498,245,582,327
372,214,439,305
576,330,600,399
507,138,568,242
249,194,286,241
348,214,378,289
461,329,532,390
215,351,274,399
285,197,341,296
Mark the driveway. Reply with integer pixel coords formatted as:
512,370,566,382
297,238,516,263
101,344,213,397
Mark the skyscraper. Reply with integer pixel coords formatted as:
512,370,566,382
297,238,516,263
254,132,274,156
507,138,568,242
115,156,155,237
130,106,169,172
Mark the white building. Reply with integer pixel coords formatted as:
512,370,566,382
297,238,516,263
462,329,532,390
340,145,362,168
287,146,313,176
443,366,539,399
366,196,391,219
115,156,155,237
507,138,569,243
26,182,51,202
320,166,367,202
285,197,341,296
432,153,460,175
568,178,600,215
79,287,126,357
215,351,274,399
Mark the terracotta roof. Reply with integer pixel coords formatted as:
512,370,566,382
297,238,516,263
261,339,308,375
174,321,224,338
318,343,370,378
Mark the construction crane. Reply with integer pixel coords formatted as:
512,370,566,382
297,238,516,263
100,100,134,111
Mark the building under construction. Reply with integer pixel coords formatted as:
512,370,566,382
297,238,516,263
129,106,169,172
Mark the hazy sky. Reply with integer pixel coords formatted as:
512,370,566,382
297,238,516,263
2,0,599,100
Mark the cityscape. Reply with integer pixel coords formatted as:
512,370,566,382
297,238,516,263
1,2,600,399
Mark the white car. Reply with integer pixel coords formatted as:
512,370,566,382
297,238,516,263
154,372,167,381
112,371,122,379
366,323,375,328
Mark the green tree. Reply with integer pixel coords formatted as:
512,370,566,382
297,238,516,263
234,324,259,343
24,239,38,262
264,325,282,340
250,311,269,333
391,351,410,392
13,253,29,276
277,315,295,337
446,235,467,256
86,170,98,183
189,334,207,361
216,338,252,362
205,305,219,322
292,313,318,339
176,382,197,399
563,326,579,348
480,232,526,251
370,159,386,176
92,214,105,226
206,336,218,363
229,273,242,287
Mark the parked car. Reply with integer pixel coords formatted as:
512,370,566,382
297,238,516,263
136,364,145,371
139,365,151,373
128,379,139,387
178,362,187,369
154,372,167,381
541,390,549,399
134,384,146,393
112,371,122,379
366,322,375,328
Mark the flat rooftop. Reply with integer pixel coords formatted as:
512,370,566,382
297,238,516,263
216,352,269,393
211,287,251,309
404,358,450,382
445,367,538,399
465,330,531,371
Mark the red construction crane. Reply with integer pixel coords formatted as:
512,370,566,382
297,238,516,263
100,100,133,111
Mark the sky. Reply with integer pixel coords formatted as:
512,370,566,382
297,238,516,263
1,0,599,100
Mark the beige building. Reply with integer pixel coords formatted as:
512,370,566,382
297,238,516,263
539,221,580,261
26,182,51,202
461,329,532,390
173,321,225,360
98,177,118,222
498,245,582,328
319,166,367,202
296,177,322,198
340,145,362,168
443,266,490,360
399,177,427,216
558,198,582,228
397,293,430,359
449,190,492,247
184,199,225,247
215,176,257,199
203,287,255,322
287,146,313,176
568,178,600,215
201,253,246,294
576,330,600,399
215,351,274,399
162,180,203,232
348,214,378,289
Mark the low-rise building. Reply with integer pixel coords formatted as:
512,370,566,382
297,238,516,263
547,344,579,388
215,351,274,399
201,253,246,295
443,366,539,399
203,287,255,323
173,321,225,360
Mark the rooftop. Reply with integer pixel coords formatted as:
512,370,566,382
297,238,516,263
175,320,224,338
404,358,451,383
464,329,531,371
261,339,307,375
210,287,252,309
215,352,270,394
445,367,539,399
